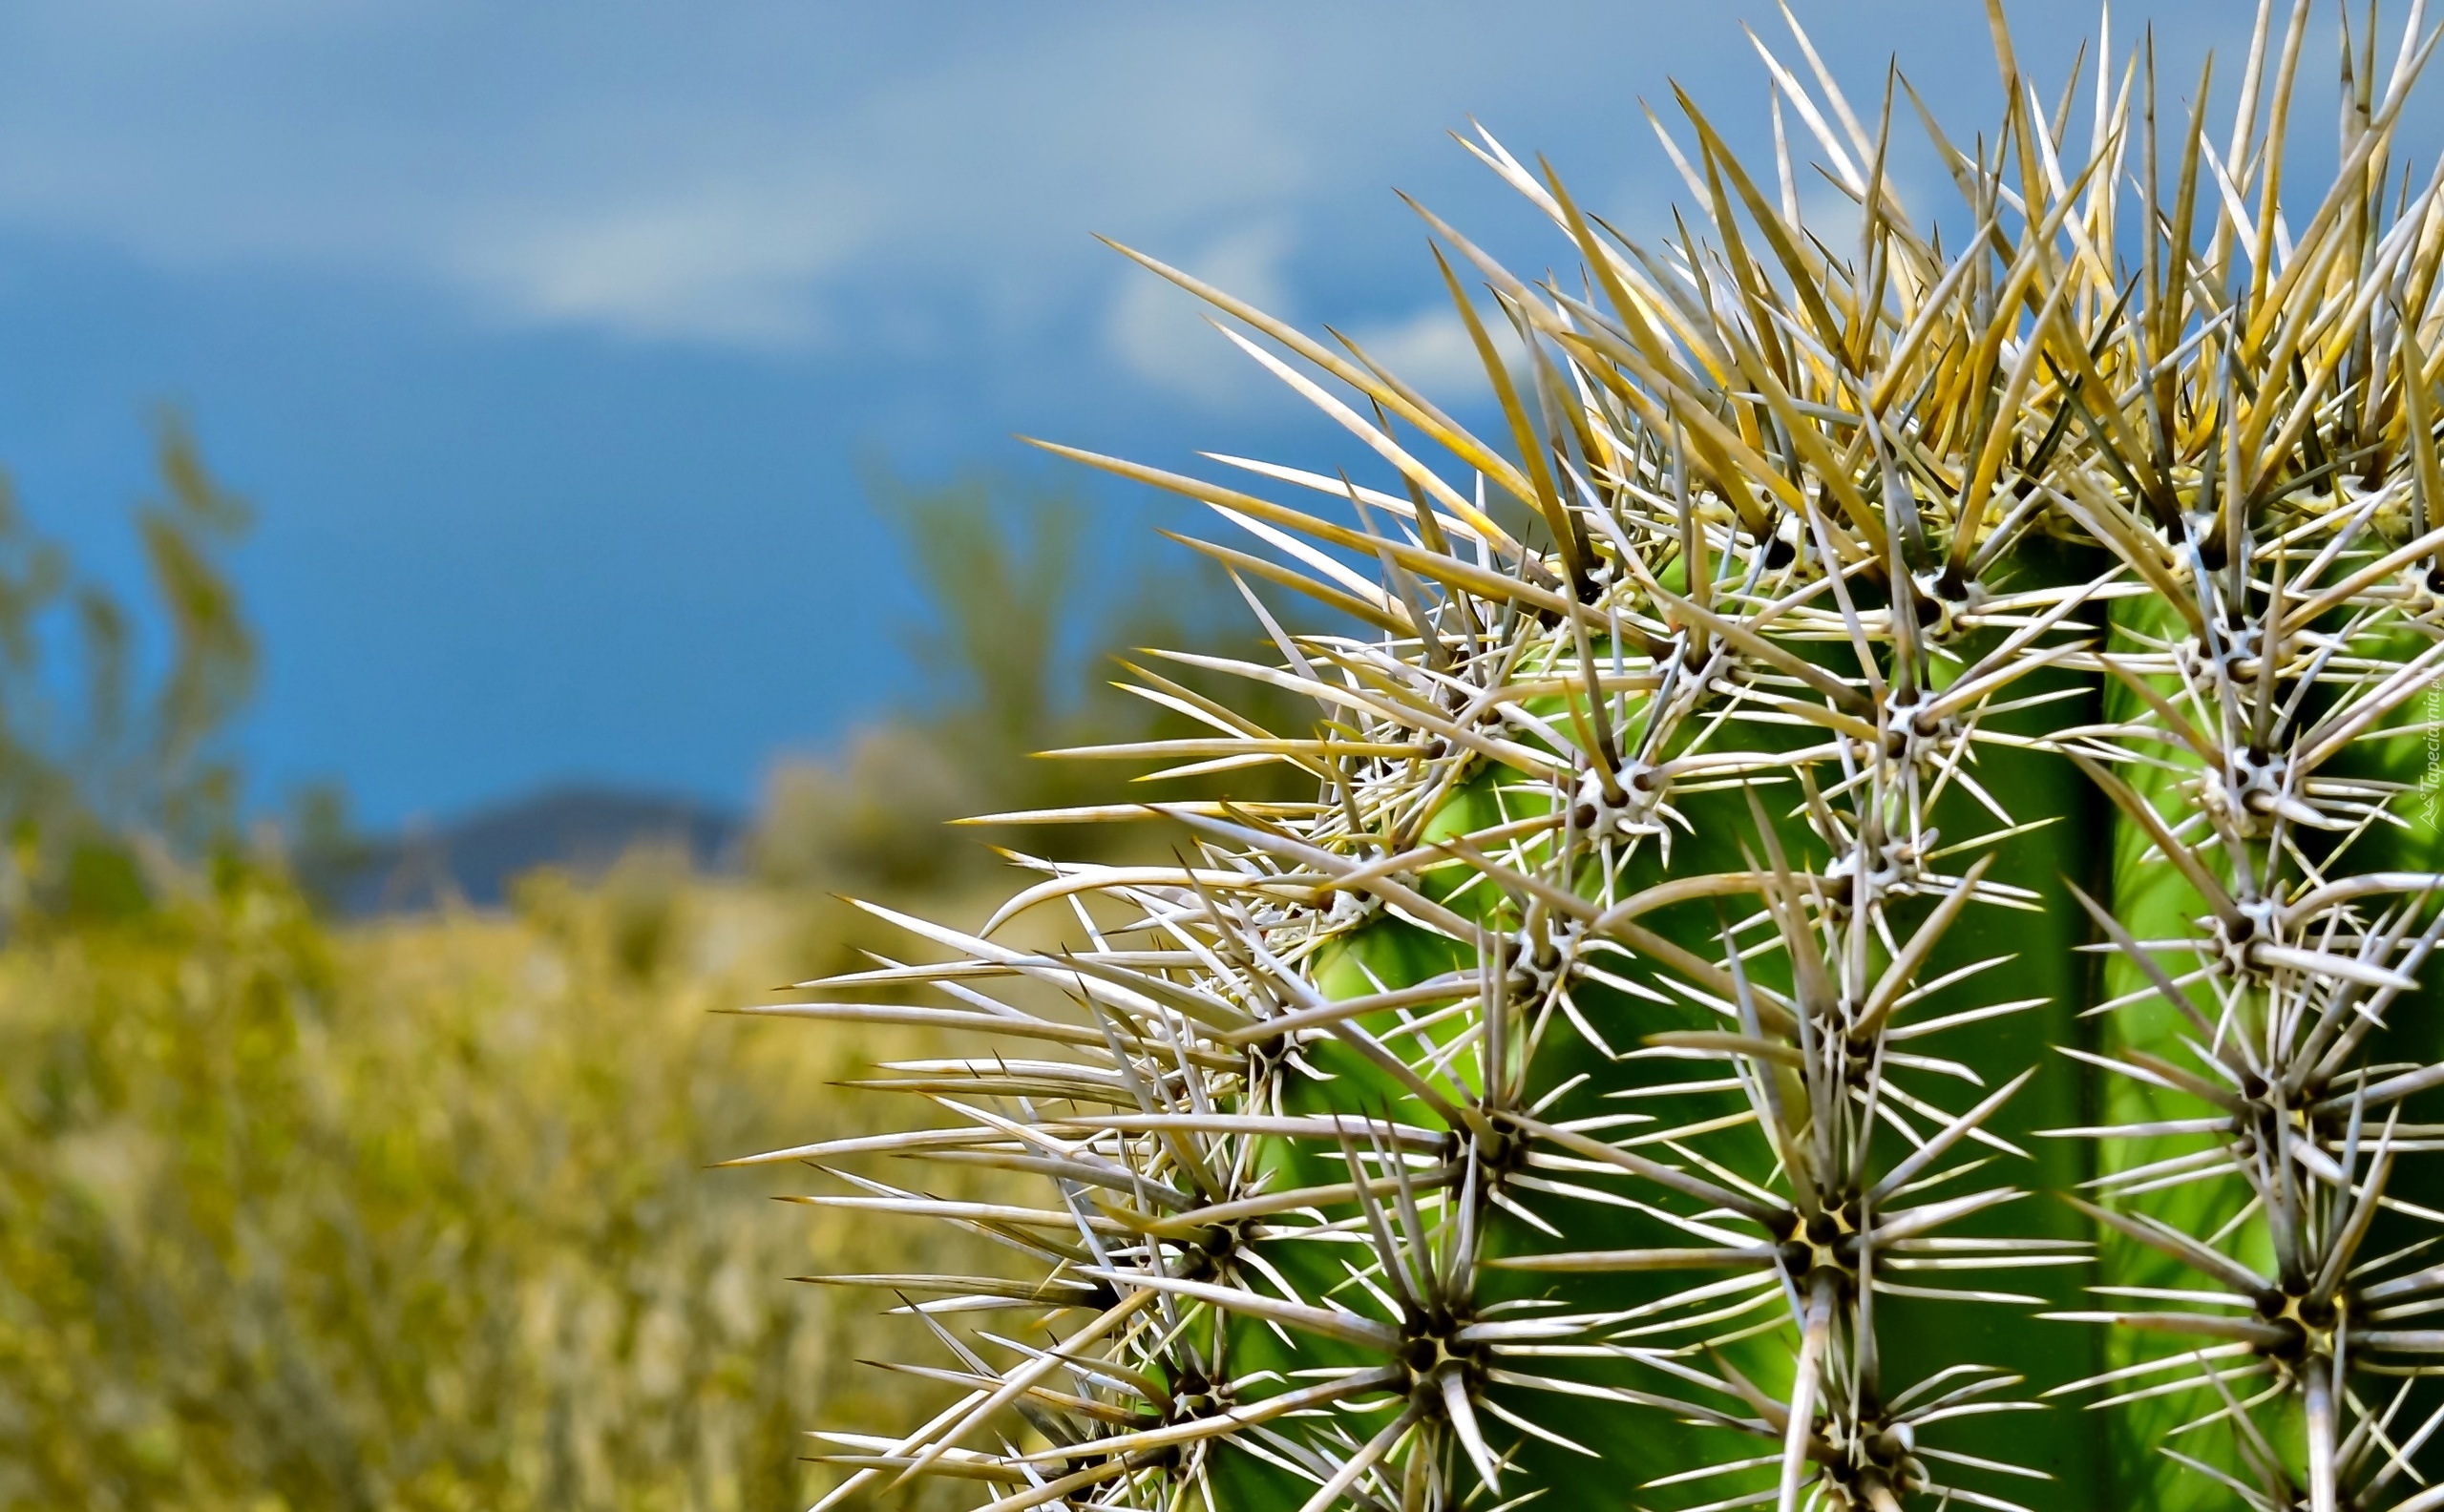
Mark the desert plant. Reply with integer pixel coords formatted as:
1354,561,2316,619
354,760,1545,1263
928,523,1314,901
0,411,258,921
754,471,1314,905
759,5,2444,1509
0,846,1031,1512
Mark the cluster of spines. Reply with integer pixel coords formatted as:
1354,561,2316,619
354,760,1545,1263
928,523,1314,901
737,5,2444,1509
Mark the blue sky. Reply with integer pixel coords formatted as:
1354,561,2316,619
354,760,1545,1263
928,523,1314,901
0,1,2340,824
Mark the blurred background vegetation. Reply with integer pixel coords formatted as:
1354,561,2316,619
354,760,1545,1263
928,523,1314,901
0,428,1305,1510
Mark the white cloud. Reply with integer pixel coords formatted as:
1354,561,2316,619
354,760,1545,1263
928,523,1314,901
449,184,879,347
432,17,1326,347
1103,223,1296,405
0,5,1329,348
0,1,2263,354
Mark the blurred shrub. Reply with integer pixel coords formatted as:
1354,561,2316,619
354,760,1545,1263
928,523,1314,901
756,725,978,894
0,850,1005,1512
0,412,256,921
753,471,1317,898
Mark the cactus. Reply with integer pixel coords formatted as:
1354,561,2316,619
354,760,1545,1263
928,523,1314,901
741,6,2444,1509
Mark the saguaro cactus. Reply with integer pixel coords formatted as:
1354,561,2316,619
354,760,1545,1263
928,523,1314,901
739,5,2444,1508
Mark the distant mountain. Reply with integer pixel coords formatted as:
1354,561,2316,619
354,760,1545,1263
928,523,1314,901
309,785,746,916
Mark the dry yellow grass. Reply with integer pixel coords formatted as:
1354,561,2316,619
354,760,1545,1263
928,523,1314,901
0,848,1026,1512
